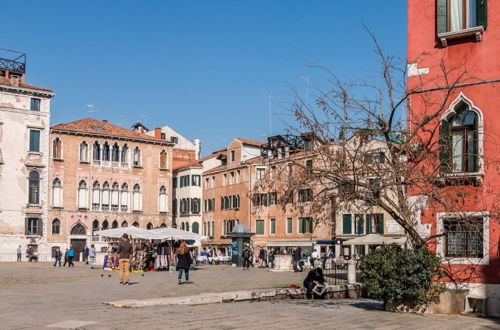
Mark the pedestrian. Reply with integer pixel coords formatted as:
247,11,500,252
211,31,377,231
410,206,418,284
176,241,193,284
268,249,275,268
84,246,89,264
207,247,214,265
16,245,22,262
117,234,133,285
67,246,75,267
63,248,69,267
53,247,62,267
293,248,302,272
310,249,318,268
259,248,267,268
26,246,33,262
242,246,251,270
88,244,96,267
303,267,327,299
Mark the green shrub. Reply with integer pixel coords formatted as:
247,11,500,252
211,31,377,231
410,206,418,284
360,244,444,308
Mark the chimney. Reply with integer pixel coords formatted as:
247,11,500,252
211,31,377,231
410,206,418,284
154,128,162,139
103,120,108,123
194,138,201,160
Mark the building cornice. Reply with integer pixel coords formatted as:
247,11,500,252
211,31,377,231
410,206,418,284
51,129,174,146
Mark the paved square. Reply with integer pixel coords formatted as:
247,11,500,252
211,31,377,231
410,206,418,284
0,262,498,329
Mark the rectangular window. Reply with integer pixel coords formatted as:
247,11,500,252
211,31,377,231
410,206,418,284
270,218,276,235
343,214,352,234
366,213,384,234
444,218,483,258
298,217,313,234
305,159,313,175
304,139,312,151
256,168,265,180
298,188,312,203
355,214,364,235
191,175,201,186
256,219,265,235
30,98,41,111
25,218,42,236
286,218,293,234
29,130,40,152
231,150,235,162
269,192,277,205
170,136,178,143
437,0,487,34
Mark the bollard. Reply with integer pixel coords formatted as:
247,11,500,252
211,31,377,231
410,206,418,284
347,260,356,284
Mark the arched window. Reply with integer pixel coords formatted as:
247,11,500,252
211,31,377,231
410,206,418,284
133,184,142,211
132,221,139,227
102,219,109,230
93,141,101,162
181,222,185,230
112,220,118,228
52,178,63,208
101,182,110,210
192,222,199,234
111,182,119,210
77,180,88,209
121,183,129,211
185,222,190,232
92,181,100,210
112,143,120,163
28,171,40,204
121,144,129,165
52,138,62,159
160,150,167,169
441,98,481,174
92,219,99,234
146,222,153,230
80,141,89,162
159,186,167,212
52,219,61,234
102,142,110,162
70,222,86,235
133,147,141,166
121,220,128,227
160,223,167,228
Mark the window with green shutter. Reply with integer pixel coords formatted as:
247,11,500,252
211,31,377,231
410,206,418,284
270,219,276,234
437,0,487,34
342,214,352,234
256,220,265,235
29,130,40,152
377,214,384,234
355,214,364,235
286,218,293,234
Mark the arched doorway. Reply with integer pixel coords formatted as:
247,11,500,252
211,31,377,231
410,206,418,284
69,222,88,262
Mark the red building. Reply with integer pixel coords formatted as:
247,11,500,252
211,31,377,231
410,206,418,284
408,0,499,316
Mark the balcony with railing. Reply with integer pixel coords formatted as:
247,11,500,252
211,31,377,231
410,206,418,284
101,204,109,211
121,205,128,212
92,203,100,211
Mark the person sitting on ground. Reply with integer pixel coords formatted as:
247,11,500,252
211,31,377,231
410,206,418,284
303,267,327,299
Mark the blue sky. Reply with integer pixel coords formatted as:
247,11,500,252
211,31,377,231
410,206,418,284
3,1,407,155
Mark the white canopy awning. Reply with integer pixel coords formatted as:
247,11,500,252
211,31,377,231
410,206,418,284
267,240,314,247
94,227,164,240
149,227,207,241
343,234,400,246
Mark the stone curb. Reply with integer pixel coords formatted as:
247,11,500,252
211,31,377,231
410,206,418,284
106,284,362,308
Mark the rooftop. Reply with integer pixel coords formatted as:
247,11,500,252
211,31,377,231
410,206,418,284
51,118,172,144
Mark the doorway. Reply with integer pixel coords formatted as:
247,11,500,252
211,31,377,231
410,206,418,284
70,239,86,262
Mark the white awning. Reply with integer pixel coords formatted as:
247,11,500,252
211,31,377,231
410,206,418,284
149,227,208,241
267,241,314,247
95,227,164,240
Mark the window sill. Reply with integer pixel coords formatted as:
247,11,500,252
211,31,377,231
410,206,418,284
132,210,142,213
437,172,484,186
438,26,484,47
27,151,42,156
133,165,143,169
53,158,64,162
26,204,41,208
25,234,42,238
160,168,169,171
441,257,488,265
80,161,90,164
51,206,63,209
78,207,89,211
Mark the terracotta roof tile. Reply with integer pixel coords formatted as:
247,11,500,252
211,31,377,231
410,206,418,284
237,137,266,147
0,76,53,93
173,160,203,171
199,149,226,162
51,118,170,144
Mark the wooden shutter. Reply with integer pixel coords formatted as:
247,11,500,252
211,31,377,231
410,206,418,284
342,214,352,234
439,119,451,173
437,0,448,34
477,0,487,29
377,214,384,234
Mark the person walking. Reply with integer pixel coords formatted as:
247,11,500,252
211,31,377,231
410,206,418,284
310,249,318,268
292,248,302,272
67,246,75,267
84,246,89,264
117,234,133,285
26,246,33,262
53,247,62,267
258,248,268,268
16,245,22,262
62,248,69,267
176,241,192,284
88,244,96,267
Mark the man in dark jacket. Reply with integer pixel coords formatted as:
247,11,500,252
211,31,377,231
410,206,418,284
259,248,268,268
303,267,327,299
293,248,302,272
53,247,62,267
242,247,251,270
117,234,133,285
